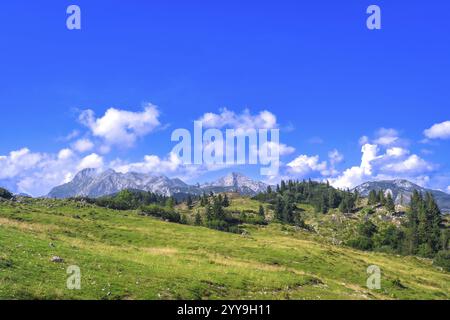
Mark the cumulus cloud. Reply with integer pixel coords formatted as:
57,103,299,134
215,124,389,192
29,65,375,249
287,155,328,177
197,108,278,130
77,153,104,171
58,148,74,160
386,147,410,158
0,148,43,180
447,186,450,194
359,136,370,146
330,142,435,190
112,152,182,175
424,121,450,140
328,149,344,165
72,138,94,153
0,147,105,196
381,154,434,174
79,103,161,149
373,128,400,146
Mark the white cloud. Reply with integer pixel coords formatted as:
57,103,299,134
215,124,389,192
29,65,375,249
113,152,182,175
424,121,450,139
0,147,95,196
287,155,328,177
330,142,435,190
381,154,434,174
328,149,344,165
0,148,43,180
359,136,369,146
79,103,161,149
373,128,400,146
197,108,278,130
447,186,450,194
386,147,409,158
330,144,379,189
77,153,104,171
72,138,94,153
58,148,74,160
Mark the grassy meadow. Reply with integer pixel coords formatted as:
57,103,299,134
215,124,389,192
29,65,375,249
0,197,449,300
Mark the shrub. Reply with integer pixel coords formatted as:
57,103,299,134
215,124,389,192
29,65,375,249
433,250,450,272
140,204,181,223
0,188,13,200
347,237,373,251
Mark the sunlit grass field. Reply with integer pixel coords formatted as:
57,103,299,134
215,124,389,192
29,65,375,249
0,198,448,300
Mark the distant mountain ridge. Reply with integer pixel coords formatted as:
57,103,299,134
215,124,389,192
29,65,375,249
47,169,268,199
354,179,450,213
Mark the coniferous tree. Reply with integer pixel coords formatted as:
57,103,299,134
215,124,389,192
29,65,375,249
406,190,421,254
212,197,225,220
194,212,202,225
378,190,386,206
368,190,378,205
205,204,213,221
280,180,287,193
222,194,230,207
275,195,284,221
187,195,193,209
166,197,175,209
425,193,442,254
385,193,395,213
258,205,265,218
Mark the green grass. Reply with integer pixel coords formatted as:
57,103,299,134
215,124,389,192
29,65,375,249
0,198,449,300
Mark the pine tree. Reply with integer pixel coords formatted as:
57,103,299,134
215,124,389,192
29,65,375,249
194,212,202,225
378,190,386,206
205,205,213,221
406,190,421,254
425,193,442,254
275,195,284,221
166,197,175,209
222,194,230,207
368,190,378,205
187,195,193,209
280,180,287,193
258,205,265,218
212,197,225,220
385,193,395,213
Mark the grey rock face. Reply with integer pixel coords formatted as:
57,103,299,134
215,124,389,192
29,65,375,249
47,169,268,198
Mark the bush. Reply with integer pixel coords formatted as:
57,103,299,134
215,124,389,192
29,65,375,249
140,204,181,223
433,250,450,272
347,237,374,251
0,188,13,200
237,212,267,225
206,219,242,234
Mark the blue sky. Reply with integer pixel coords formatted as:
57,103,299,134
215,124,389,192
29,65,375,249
1,1,450,196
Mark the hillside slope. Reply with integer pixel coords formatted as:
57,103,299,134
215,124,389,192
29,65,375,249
354,180,450,213
0,198,448,300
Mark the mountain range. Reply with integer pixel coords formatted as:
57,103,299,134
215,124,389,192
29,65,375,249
47,170,450,213
354,179,450,213
47,169,269,199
